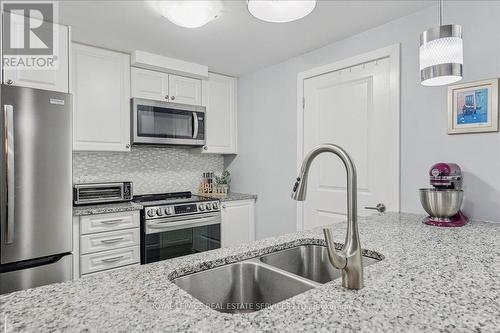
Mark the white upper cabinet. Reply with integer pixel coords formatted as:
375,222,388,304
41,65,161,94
168,74,201,105
2,20,70,93
131,67,201,105
202,73,237,154
131,67,168,101
72,43,131,151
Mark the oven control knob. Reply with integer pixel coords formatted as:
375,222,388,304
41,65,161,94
205,203,212,210
147,209,155,217
156,208,164,216
198,204,205,211
165,207,173,215
212,202,219,210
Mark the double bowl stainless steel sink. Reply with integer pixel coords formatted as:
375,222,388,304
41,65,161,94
173,244,382,314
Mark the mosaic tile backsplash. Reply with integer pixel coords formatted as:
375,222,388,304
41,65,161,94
73,146,224,195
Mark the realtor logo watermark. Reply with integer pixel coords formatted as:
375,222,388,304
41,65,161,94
2,1,59,70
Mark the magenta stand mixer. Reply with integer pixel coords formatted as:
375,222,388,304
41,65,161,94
419,163,469,227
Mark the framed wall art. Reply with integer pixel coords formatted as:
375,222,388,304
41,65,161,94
447,78,499,134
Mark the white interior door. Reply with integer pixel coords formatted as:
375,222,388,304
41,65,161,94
301,57,399,230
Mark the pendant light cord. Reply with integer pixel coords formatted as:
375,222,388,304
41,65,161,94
439,0,443,26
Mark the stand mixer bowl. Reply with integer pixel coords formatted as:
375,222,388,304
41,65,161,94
419,189,463,219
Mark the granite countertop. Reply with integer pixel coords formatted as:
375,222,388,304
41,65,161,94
1,213,498,332
199,192,257,202
73,201,143,216
73,193,256,216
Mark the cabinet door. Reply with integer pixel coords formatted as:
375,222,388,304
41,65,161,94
202,73,237,154
221,200,255,248
168,74,202,105
3,20,69,93
131,67,169,102
72,43,130,151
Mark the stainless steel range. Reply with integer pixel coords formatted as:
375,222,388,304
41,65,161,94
135,192,221,264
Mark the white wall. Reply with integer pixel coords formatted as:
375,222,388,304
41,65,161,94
226,1,500,239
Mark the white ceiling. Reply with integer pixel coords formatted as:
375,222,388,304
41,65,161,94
59,1,434,76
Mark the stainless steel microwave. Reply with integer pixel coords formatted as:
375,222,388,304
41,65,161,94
131,98,205,146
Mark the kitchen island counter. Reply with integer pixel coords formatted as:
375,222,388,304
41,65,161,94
1,213,498,332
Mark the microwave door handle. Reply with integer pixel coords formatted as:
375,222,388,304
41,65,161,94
192,112,198,139
4,105,15,244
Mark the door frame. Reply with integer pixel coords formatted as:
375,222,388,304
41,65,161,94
296,43,401,231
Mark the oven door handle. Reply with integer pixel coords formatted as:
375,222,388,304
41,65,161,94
192,112,199,139
146,214,220,233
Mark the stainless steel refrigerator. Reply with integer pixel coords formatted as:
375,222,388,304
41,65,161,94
0,85,73,294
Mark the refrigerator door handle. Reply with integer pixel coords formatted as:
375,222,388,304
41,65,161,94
4,105,15,244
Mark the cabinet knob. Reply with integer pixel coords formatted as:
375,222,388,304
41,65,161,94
171,96,175,101
125,143,130,149
203,146,208,150
6,80,13,85
221,204,226,209
165,95,169,100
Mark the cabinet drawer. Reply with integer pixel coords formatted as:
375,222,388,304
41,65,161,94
80,246,140,275
80,229,140,254
80,211,139,234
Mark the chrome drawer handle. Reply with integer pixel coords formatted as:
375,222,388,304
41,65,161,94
101,237,124,244
101,255,124,263
100,219,124,225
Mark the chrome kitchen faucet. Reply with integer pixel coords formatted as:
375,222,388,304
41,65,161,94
291,144,363,290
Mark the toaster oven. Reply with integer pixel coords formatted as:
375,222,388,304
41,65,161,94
73,182,133,205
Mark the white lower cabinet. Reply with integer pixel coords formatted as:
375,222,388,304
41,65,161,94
80,229,140,254
80,211,139,234
221,200,255,247
80,246,140,275
73,210,140,278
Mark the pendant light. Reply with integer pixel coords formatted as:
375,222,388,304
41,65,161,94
419,0,463,86
247,0,316,23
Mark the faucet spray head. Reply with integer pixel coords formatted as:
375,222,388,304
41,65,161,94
291,175,307,201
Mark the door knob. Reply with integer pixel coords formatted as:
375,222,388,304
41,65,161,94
364,203,386,213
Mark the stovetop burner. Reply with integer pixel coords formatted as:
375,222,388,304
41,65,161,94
133,191,215,206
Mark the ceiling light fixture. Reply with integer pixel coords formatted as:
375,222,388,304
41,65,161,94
247,0,316,23
419,0,463,86
159,0,223,29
